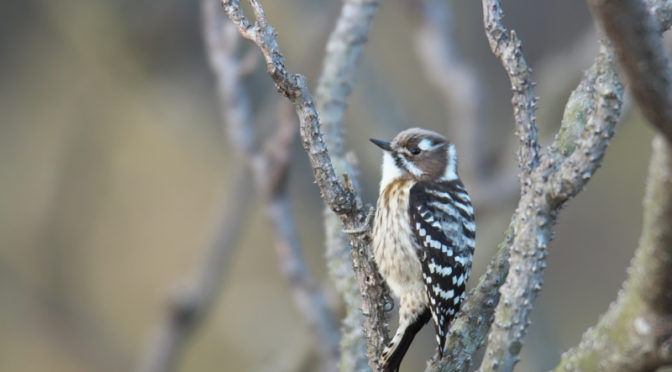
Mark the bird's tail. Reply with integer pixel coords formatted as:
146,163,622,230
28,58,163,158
381,308,431,372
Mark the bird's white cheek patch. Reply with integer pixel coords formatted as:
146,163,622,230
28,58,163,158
380,152,403,192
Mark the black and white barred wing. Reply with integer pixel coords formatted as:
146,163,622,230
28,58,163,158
408,181,476,352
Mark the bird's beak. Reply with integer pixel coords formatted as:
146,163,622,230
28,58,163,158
370,138,393,151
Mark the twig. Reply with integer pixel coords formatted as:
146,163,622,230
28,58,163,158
222,1,391,370
554,135,672,371
223,0,357,214
482,0,540,183
589,0,672,142
314,0,382,370
204,1,341,370
140,2,341,371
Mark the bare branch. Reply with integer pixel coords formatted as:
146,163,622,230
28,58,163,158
477,26,623,372
426,3,624,371
555,136,672,372
221,1,391,370
206,1,341,370
477,0,672,359
481,0,541,182
589,0,672,142
223,0,357,215
549,43,622,205
553,1,672,369
314,0,382,370
141,2,342,371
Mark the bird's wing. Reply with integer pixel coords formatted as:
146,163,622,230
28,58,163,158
409,180,475,353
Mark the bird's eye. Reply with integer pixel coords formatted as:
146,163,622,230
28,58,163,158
410,147,421,155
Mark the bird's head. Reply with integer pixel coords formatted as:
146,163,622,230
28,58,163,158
370,127,457,191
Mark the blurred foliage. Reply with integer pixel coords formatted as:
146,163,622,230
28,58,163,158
0,0,655,371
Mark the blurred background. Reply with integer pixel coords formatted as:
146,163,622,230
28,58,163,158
0,0,658,371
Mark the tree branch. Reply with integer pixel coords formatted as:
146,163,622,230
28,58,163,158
223,0,357,215
426,2,624,371
481,0,541,183
552,0,672,369
204,1,341,370
555,136,672,372
141,2,342,371
476,5,623,369
314,0,382,370
221,1,391,370
548,43,622,205
478,0,672,362
589,0,672,142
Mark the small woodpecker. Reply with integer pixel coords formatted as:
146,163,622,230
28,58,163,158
370,127,476,372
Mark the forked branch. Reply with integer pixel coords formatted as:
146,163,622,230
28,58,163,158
221,1,391,370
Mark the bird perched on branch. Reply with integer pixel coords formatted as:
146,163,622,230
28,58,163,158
370,128,475,372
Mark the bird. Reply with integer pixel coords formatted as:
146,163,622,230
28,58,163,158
370,127,475,372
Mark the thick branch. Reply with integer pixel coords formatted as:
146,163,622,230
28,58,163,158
479,0,672,361
589,0,672,142
554,1,672,369
549,43,622,205
478,41,623,372
421,3,628,370
555,136,672,372
432,3,623,371
222,1,391,370
314,0,382,370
